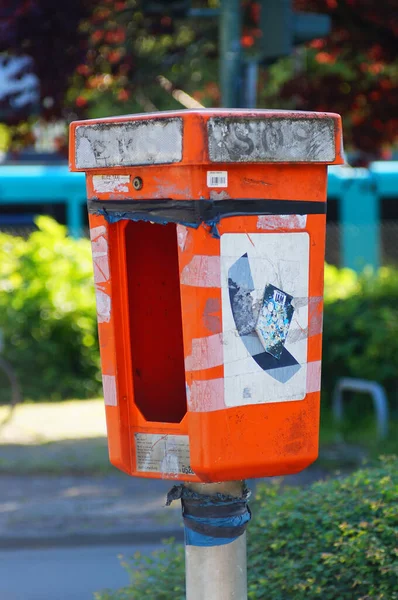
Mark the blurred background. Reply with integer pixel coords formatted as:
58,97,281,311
0,1,397,599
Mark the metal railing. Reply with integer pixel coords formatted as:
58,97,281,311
1,161,397,271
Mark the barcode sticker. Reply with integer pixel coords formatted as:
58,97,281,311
207,171,228,188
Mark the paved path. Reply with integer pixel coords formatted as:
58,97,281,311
0,542,161,600
0,474,183,548
0,466,328,548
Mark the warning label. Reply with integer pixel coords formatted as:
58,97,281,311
135,433,194,476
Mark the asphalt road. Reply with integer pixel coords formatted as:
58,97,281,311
0,543,162,600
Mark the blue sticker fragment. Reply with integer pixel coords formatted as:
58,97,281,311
255,284,294,360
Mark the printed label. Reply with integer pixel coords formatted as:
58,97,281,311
92,174,130,193
207,171,228,188
221,230,310,406
135,433,194,476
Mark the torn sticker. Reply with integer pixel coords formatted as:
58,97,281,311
96,288,111,323
185,333,224,372
177,224,188,251
257,214,307,230
180,255,221,288
102,374,117,406
255,284,294,360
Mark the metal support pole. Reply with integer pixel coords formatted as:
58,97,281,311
219,0,242,107
243,60,259,108
185,481,247,600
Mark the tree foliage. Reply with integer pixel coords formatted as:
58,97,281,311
0,0,396,157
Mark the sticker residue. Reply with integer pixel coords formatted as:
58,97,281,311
90,225,111,323
102,374,117,406
257,215,307,230
135,433,194,477
180,255,221,288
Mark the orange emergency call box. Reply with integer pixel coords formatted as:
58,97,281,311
69,109,343,482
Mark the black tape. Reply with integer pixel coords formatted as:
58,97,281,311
88,198,325,228
166,484,252,547
183,497,249,519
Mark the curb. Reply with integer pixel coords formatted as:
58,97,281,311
0,528,184,550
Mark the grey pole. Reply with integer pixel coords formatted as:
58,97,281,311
243,59,259,108
219,0,242,107
185,480,248,600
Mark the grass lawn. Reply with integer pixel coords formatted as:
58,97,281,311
0,399,396,475
0,398,106,444
0,399,111,474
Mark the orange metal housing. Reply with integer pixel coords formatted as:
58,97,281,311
69,109,343,482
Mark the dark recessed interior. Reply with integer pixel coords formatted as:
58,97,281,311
125,220,187,423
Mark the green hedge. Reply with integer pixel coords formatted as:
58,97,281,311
95,457,398,600
322,265,398,409
0,217,100,401
0,219,397,403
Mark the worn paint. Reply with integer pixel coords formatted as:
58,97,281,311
208,117,335,163
185,333,224,372
180,255,221,288
102,374,117,406
257,214,307,230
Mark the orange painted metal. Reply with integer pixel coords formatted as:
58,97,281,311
70,109,343,482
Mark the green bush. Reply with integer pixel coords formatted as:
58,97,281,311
95,457,398,600
0,217,100,401
322,265,398,409
0,217,397,405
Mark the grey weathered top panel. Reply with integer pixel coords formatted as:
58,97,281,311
75,118,183,169
208,117,335,163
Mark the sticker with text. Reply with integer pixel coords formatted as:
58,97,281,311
207,171,228,188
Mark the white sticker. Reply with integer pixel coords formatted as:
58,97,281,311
135,433,194,476
93,175,130,193
207,171,228,188
208,117,335,163
75,118,183,169
221,231,310,407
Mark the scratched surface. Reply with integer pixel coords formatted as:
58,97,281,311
221,231,310,407
75,118,183,169
208,117,335,163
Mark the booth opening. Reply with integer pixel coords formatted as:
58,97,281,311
125,220,187,423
